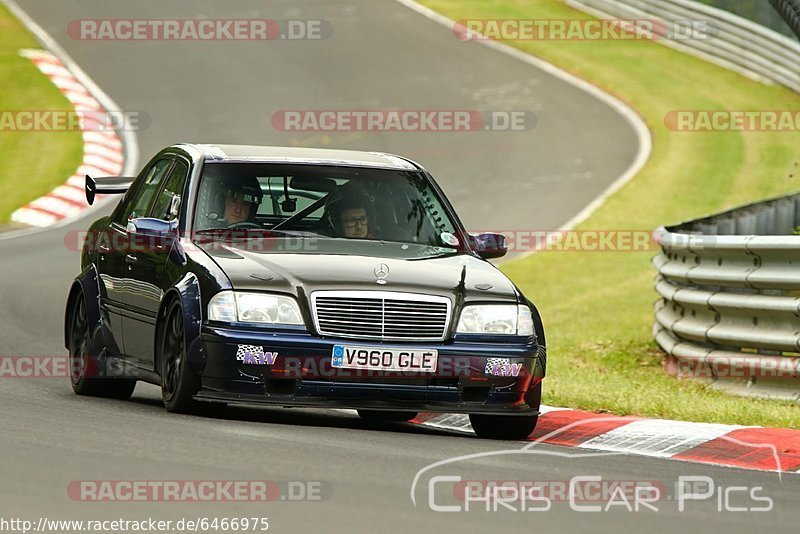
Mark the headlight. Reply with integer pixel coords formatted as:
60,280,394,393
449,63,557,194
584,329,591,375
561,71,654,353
456,304,533,336
208,291,304,326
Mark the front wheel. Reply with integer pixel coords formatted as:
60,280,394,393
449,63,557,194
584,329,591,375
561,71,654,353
159,300,201,413
68,291,136,399
469,382,541,440
469,413,538,440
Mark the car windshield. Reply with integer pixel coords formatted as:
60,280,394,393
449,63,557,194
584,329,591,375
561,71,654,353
193,163,462,249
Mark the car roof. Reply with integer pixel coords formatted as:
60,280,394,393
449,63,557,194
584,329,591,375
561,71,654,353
176,143,421,171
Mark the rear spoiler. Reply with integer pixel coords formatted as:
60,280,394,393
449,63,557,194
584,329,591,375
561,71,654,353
85,174,136,205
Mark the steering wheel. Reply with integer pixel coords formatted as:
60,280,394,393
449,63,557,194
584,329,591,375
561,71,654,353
227,221,263,230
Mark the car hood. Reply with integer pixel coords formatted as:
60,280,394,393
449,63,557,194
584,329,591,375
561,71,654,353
195,238,519,303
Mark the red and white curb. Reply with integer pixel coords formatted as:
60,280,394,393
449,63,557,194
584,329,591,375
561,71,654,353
10,49,124,228
412,407,800,474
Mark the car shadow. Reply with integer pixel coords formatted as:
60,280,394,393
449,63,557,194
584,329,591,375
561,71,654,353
117,386,468,439
61,381,473,439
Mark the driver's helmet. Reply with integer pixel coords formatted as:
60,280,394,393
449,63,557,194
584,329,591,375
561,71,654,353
212,175,263,222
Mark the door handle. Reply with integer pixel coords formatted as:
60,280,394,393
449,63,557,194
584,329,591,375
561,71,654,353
125,254,138,264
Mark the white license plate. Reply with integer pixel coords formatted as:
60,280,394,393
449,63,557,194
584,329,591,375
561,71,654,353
331,344,438,372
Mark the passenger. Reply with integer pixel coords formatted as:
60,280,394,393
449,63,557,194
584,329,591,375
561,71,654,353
328,192,375,239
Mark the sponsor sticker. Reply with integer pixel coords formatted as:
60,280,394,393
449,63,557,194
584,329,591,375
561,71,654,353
485,357,522,377
235,345,278,365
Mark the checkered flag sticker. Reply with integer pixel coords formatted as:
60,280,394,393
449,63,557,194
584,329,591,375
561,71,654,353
485,357,511,375
236,344,264,362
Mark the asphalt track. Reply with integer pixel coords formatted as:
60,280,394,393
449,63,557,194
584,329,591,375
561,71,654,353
0,1,797,532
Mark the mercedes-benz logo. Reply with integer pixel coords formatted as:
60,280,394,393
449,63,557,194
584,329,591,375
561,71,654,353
374,263,389,285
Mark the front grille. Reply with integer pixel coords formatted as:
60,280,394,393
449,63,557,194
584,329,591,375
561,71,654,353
311,291,451,341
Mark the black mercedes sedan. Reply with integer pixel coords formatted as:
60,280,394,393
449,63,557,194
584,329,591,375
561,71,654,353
65,144,546,439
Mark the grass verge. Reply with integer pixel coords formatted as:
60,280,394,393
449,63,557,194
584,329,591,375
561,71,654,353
0,2,82,225
420,0,800,427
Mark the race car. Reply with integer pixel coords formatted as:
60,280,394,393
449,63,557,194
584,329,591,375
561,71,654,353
65,143,546,439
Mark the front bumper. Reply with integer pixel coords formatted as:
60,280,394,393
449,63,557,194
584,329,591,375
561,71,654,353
196,325,545,415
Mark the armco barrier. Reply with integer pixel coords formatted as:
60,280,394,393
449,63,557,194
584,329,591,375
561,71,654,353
770,0,800,39
653,192,800,401
567,0,800,93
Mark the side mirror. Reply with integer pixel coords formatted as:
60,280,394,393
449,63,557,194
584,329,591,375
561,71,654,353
126,217,177,237
471,232,508,259
126,218,178,253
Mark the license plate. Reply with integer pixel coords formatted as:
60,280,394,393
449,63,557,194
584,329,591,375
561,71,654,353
331,344,438,372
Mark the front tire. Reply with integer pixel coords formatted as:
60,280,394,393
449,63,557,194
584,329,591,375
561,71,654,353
68,291,136,399
469,413,538,440
469,382,541,440
159,300,201,413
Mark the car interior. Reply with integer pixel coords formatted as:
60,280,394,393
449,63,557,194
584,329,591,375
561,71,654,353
194,163,455,247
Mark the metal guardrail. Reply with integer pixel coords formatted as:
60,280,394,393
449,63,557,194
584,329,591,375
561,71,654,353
653,192,800,401
565,0,800,399
770,0,800,39
568,0,800,93
695,0,796,38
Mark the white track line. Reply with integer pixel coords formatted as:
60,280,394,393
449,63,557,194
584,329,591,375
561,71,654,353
393,0,653,254
577,419,748,458
9,48,124,227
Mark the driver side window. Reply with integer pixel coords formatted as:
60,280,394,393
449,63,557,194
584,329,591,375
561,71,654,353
113,158,174,226
150,160,189,221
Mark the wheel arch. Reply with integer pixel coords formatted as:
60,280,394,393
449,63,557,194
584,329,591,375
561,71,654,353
154,272,204,377
64,264,102,351
523,296,546,384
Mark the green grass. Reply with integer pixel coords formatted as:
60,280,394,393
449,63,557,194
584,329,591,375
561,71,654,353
0,3,82,224
420,0,800,427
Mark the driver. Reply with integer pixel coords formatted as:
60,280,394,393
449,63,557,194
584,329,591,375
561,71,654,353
217,176,263,227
